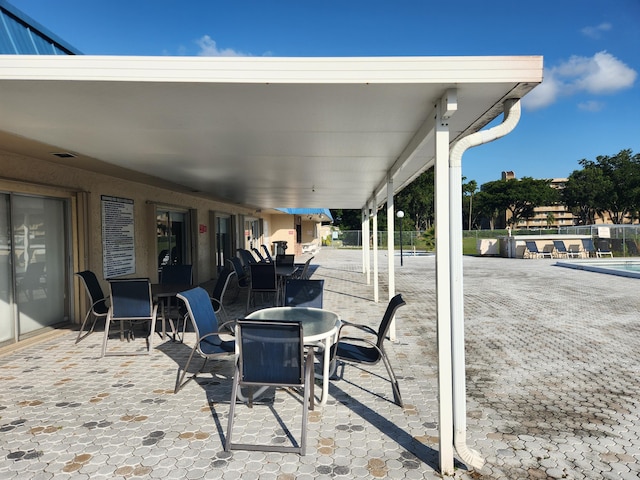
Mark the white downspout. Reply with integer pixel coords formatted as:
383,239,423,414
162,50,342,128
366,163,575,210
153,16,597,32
449,99,521,470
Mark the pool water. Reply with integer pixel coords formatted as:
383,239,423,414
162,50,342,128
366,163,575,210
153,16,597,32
556,259,640,279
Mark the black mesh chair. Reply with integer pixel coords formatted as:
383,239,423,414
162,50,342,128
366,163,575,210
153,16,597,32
225,319,314,455
238,249,258,268
251,247,267,263
333,294,406,406
102,278,158,357
260,244,273,263
275,254,295,266
246,263,278,312
284,279,324,308
159,264,193,340
210,267,236,323
75,270,110,344
174,287,235,393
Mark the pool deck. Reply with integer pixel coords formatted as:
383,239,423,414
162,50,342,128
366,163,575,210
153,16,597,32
1,250,639,479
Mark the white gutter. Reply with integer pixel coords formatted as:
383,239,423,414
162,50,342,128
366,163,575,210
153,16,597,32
449,98,521,470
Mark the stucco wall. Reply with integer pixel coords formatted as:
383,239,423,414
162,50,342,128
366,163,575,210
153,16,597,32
0,150,258,287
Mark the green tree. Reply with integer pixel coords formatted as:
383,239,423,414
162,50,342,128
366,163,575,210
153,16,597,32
561,166,611,225
479,177,558,227
577,149,640,224
330,209,363,230
395,168,434,230
462,178,478,230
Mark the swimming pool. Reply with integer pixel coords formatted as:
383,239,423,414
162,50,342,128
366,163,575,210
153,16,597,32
556,259,640,279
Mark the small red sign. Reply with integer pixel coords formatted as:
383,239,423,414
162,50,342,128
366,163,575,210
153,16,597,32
199,224,207,234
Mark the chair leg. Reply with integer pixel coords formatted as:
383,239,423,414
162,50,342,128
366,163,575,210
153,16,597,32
101,316,111,357
380,353,403,407
174,346,206,393
225,366,240,451
75,311,96,344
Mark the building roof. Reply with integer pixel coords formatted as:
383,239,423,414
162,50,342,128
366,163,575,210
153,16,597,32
0,0,80,55
0,54,542,211
275,208,333,222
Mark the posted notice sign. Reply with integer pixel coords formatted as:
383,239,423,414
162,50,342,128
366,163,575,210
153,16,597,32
102,195,135,278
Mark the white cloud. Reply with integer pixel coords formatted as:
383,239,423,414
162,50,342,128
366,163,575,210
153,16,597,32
196,35,247,57
581,22,612,39
578,100,605,112
522,51,637,110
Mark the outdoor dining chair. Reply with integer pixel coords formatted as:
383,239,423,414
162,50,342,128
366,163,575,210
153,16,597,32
260,244,273,263
174,287,235,393
246,263,278,312
332,293,406,407
293,256,314,280
75,270,110,344
159,264,193,340
225,319,314,455
102,278,158,357
275,254,295,266
210,266,236,323
284,279,324,308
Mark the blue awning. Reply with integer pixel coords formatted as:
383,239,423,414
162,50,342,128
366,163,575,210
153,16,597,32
275,208,333,221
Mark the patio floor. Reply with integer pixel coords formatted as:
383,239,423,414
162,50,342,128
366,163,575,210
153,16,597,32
1,249,639,479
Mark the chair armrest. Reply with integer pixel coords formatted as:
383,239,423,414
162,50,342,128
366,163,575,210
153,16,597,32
337,335,379,349
338,321,377,337
217,319,237,335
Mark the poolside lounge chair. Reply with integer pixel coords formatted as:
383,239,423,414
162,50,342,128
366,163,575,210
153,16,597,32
625,239,640,256
524,241,552,259
581,238,597,258
596,239,614,258
552,240,581,259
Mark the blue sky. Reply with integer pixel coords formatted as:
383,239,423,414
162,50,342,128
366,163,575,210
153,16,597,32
11,0,640,187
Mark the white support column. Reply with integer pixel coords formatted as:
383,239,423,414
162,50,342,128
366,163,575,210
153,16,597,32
372,200,379,303
361,208,365,272
386,176,397,340
435,94,455,476
363,207,370,285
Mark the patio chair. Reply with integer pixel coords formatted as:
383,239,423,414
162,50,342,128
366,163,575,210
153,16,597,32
581,238,597,258
293,256,314,280
251,247,267,263
596,239,614,258
159,264,193,340
75,270,110,344
174,287,235,393
332,293,406,407
524,241,552,259
238,249,258,268
552,240,581,259
225,319,314,455
276,254,295,266
102,278,158,357
284,279,324,308
260,244,273,263
246,263,278,312
210,266,236,323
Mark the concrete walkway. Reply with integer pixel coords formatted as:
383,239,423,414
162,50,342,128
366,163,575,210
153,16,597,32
1,249,639,479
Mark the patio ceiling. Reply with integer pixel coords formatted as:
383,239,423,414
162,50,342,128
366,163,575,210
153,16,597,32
0,55,542,210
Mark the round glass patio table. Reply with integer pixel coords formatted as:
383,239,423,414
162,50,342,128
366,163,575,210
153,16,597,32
246,306,341,407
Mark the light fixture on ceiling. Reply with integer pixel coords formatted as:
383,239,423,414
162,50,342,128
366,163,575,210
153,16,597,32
50,152,77,158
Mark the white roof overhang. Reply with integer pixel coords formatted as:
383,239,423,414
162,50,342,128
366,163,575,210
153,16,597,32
0,55,542,210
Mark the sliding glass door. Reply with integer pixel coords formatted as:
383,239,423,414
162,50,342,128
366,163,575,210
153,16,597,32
0,193,70,345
